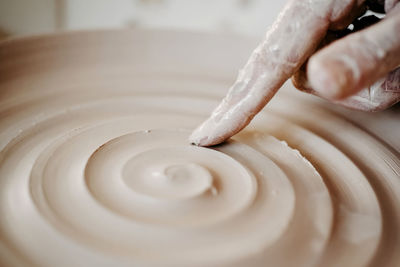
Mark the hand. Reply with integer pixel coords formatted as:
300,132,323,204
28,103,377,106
293,1,400,111
190,0,400,146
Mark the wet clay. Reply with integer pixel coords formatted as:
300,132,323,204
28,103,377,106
0,30,399,267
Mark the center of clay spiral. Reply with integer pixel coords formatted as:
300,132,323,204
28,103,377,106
162,163,213,195
121,145,217,200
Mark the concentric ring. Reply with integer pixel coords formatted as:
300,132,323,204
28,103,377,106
0,30,399,267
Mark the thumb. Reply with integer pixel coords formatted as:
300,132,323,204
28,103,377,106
307,4,400,100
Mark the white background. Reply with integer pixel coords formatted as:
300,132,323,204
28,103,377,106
0,0,286,38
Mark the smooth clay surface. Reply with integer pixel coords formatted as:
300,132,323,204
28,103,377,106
0,30,399,267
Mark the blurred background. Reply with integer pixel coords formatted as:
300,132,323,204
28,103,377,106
0,0,285,39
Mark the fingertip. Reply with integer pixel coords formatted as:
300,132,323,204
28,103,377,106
189,122,217,147
189,136,209,147
189,129,206,147
307,56,350,100
189,134,219,147
189,117,233,147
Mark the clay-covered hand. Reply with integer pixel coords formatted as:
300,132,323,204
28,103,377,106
190,0,400,146
292,0,400,111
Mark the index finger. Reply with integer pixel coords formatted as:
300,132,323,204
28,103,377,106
189,0,363,146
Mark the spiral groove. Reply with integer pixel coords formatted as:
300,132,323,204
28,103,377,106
0,30,399,267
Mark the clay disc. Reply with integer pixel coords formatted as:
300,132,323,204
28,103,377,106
0,30,399,267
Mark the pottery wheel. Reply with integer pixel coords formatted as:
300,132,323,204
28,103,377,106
0,30,399,267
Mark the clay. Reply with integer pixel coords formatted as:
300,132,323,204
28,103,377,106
0,30,399,267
